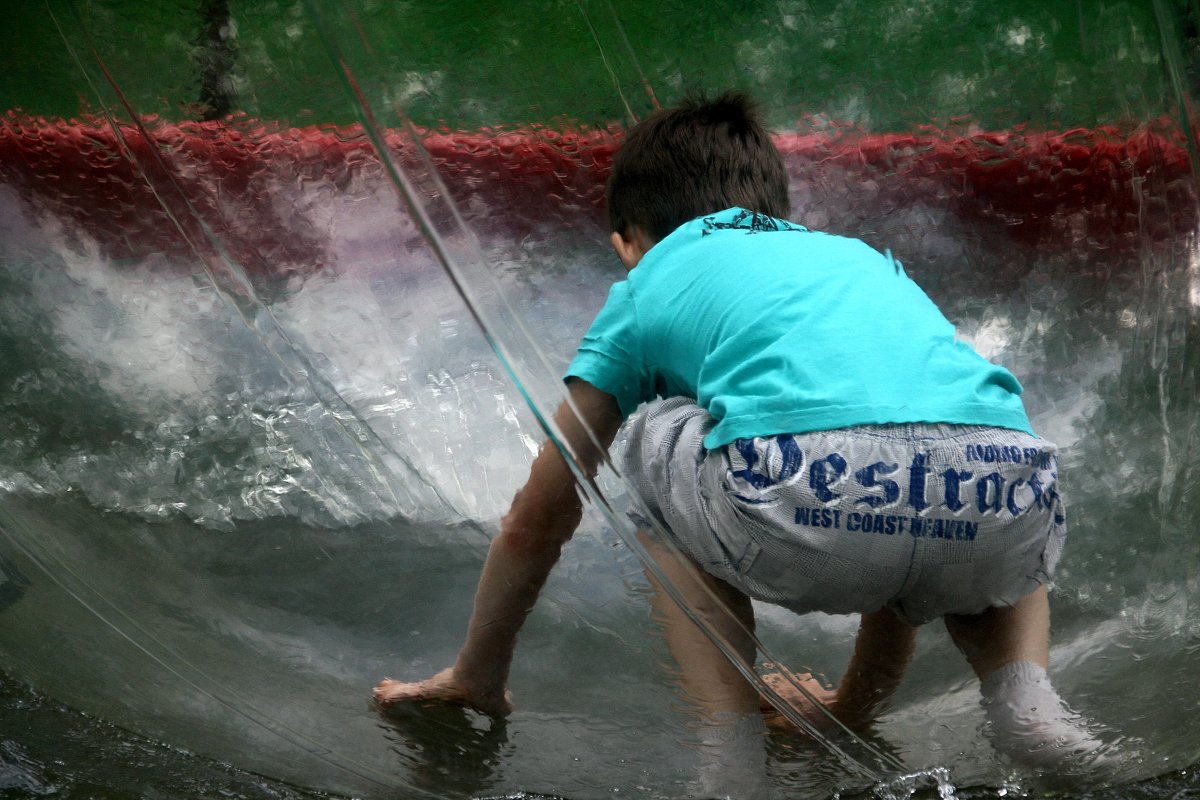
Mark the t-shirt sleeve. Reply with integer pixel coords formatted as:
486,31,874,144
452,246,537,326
564,280,652,418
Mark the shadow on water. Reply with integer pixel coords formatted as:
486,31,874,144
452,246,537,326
0,671,329,800
377,704,511,798
0,552,27,614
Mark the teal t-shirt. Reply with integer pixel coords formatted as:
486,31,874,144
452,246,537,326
566,208,1033,448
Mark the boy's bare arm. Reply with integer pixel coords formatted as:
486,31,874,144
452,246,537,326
374,379,623,713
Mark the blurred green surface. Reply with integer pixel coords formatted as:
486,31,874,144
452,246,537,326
0,1,1178,129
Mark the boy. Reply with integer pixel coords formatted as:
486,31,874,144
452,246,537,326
375,92,1102,770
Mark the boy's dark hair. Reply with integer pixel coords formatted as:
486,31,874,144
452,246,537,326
607,91,790,242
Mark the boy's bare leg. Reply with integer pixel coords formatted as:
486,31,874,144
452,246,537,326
636,530,918,732
943,584,1050,678
829,607,917,724
638,530,761,718
764,607,916,732
638,531,773,797
944,585,1109,768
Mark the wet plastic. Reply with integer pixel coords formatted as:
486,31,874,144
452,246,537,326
1,2,1198,798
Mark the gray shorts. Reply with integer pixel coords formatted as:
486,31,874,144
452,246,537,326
622,397,1066,626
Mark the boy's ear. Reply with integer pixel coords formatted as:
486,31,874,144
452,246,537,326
610,228,653,270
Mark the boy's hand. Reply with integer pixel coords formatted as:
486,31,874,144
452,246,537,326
759,671,842,733
373,667,514,717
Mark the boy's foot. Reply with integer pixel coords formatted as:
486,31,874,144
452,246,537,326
373,667,514,716
981,661,1127,776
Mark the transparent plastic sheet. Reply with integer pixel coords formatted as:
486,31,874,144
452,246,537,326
301,0,905,792
0,2,1198,799
1,3,895,798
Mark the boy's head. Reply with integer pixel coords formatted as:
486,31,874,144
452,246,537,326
606,91,790,247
